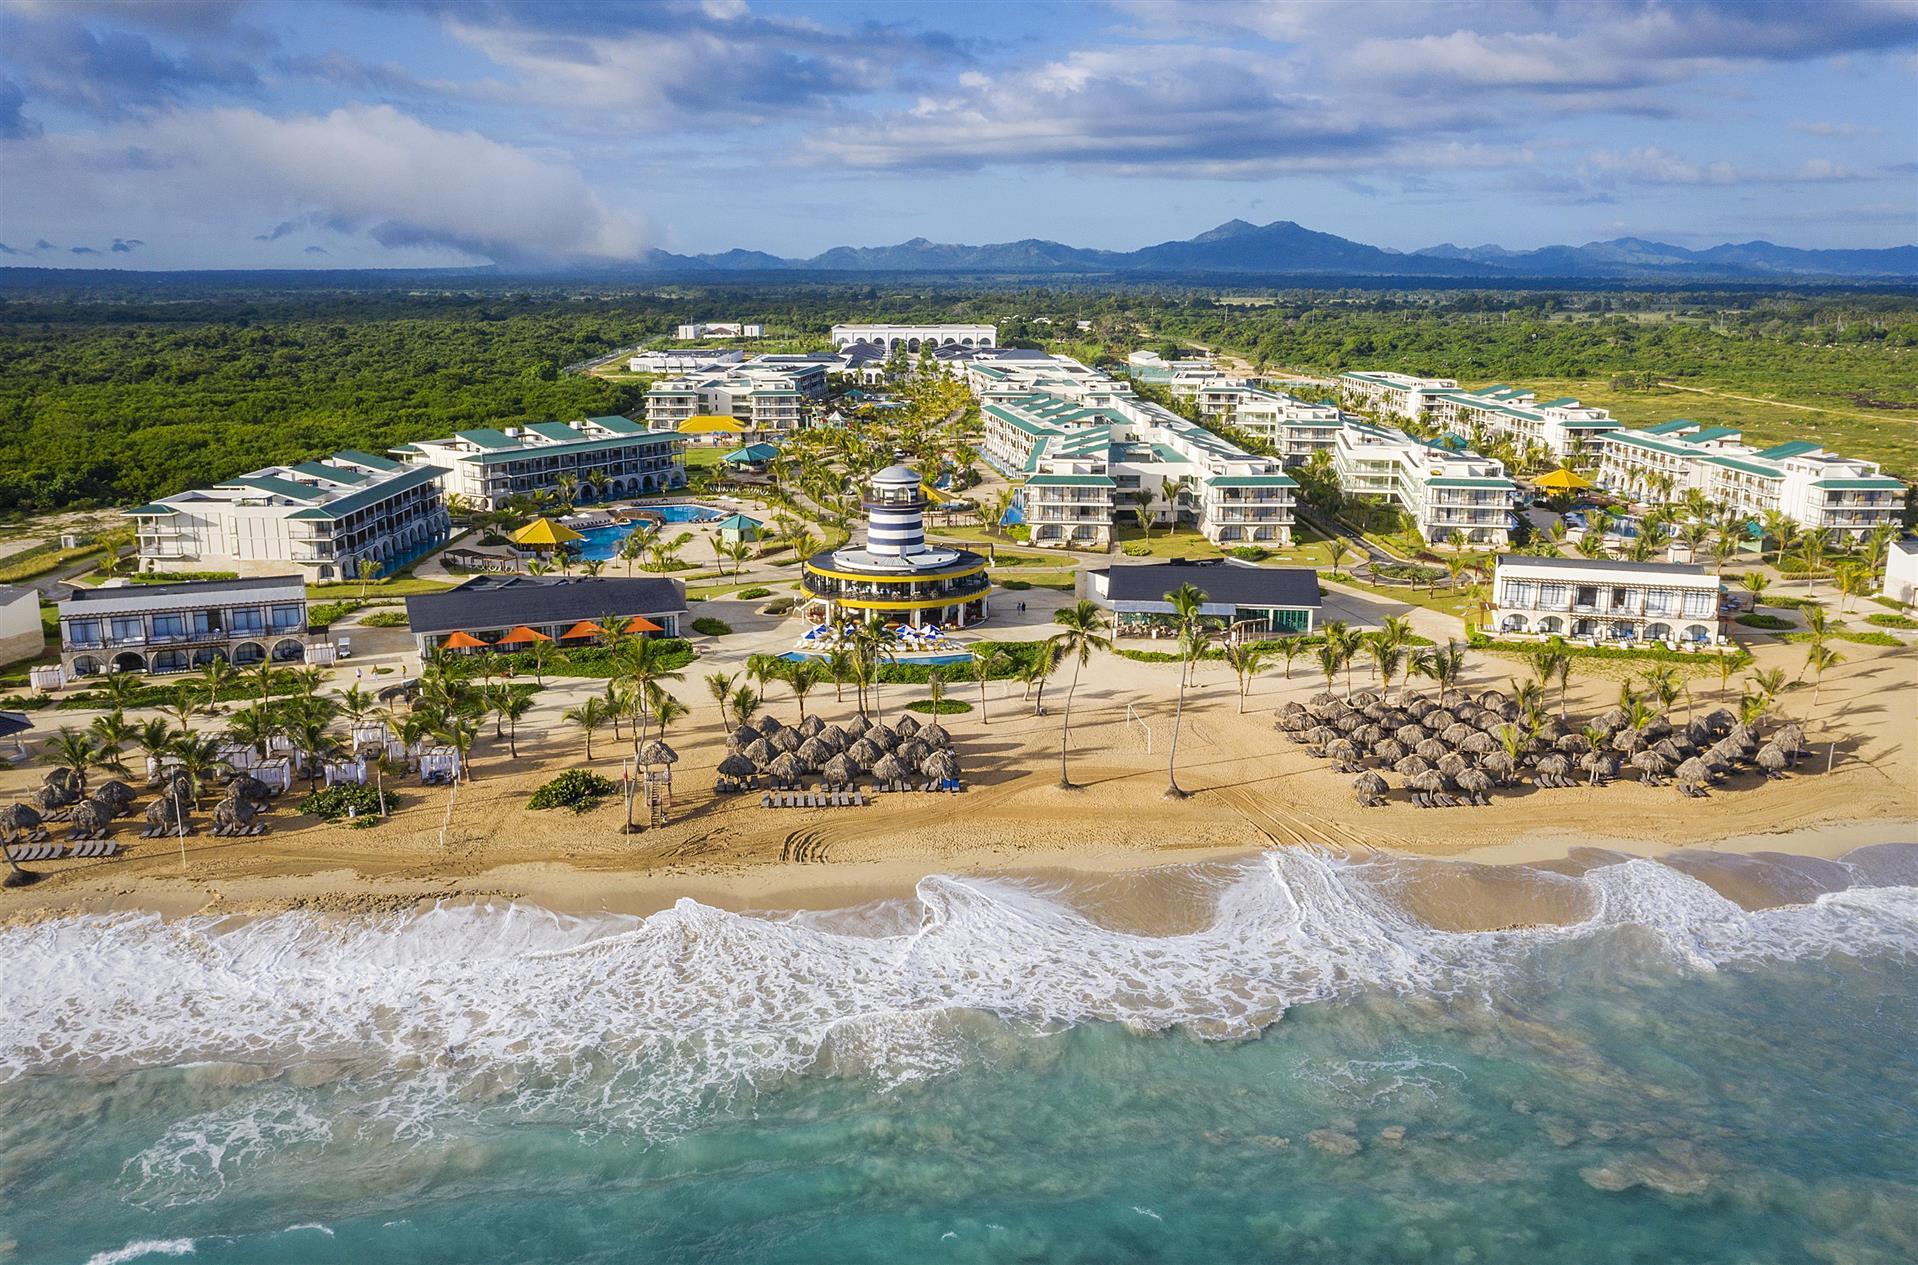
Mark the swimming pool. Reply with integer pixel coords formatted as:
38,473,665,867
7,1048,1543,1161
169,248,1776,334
572,504,728,560
782,649,975,666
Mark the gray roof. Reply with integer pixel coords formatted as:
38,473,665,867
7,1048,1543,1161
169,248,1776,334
404,576,686,636
1096,560,1320,608
1494,554,1708,577
60,575,306,607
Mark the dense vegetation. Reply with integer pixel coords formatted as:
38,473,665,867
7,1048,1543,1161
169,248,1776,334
2,280,1913,513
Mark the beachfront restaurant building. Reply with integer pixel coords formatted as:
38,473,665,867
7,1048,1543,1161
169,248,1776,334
403,575,688,655
1490,556,1724,645
801,457,991,628
393,416,685,512
58,575,312,678
1084,559,1320,637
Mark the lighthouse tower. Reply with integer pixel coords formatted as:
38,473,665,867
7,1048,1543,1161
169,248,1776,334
863,452,927,558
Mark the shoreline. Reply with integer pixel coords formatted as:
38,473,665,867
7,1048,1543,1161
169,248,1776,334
7,814,1912,927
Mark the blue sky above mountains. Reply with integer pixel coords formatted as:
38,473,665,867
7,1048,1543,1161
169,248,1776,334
1,0,1914,268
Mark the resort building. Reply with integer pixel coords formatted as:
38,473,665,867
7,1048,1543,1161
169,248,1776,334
57,576,311,678
1338,371,1458,421
1883,538,1918,606
394,416,684,511
0,585,45,667
1084,559,1320,636
1331,423,1517,545
403,575,687,654
1203,387,1348,464
1490,556,1724,645
1127,352,1240,403
1422,385,1620,461
125,451,450,583
1592,422,1906,539
643,358,826,437
801,456,991,628
829,323,996,350
675,323,762,339
626,348,743,374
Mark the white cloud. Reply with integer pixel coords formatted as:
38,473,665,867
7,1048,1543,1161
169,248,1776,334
1,104,650,264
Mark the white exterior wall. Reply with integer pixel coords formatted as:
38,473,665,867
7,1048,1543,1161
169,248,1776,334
0,585,43,667
831,323,996,349
1884,539,1918,606
1491,558,1722,644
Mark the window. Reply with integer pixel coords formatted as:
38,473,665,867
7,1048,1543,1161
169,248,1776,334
151,614,186,639
1574,586,1598,609
67,619,101,645
270,605,304,631
1537,583,1569,607
191,611,218,635
228,607,266,634
109,617,144,643
1682,591,1715,618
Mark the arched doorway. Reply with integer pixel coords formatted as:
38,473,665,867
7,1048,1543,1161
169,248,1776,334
112,651,147,674
1501,614,1528,633
1684,624,1711,643
232,641,267,666
151,649,190,674
191,646,229,669
1537,616,1564,635
71,655,102,677
271,638,306,663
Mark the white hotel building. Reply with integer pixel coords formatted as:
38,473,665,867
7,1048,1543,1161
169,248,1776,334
1594,422,1905,540
1422,385,1621,460
830,323,997,350
1196,385,1348,464
1332,423,1517,546
1339,371,1459,421
127,451,450,583
393,416,685,511
1491,555,1724,645
675,323,762,339
977,362,1296,551
643,358,828,436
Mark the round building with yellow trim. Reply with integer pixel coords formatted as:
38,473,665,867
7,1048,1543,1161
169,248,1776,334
801,456,992,628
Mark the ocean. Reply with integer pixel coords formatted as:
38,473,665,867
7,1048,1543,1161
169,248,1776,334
2,846,1914,1264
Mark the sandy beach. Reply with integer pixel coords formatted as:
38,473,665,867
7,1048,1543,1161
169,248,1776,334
4,628,1912,925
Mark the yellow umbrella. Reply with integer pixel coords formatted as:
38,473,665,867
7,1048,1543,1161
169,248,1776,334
1533,468,1592,493
512,517,585,548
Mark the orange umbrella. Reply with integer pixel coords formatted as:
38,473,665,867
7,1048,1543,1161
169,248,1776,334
624,616,664,634
440,631,486,649
559,620,606,641
496,625,551,644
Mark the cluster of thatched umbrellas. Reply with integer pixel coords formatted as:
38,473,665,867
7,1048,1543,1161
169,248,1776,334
1278,688,1812,809
2,762,281,853
716,712,960,793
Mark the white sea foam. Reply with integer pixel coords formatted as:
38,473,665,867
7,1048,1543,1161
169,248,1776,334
83,1240,195,1265
2,851,1912,1143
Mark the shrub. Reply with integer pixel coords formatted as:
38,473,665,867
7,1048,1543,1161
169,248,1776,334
1865,613,1918,630
360,610,409,627
906,698,973,715
763,596,797,615
528,770,616,812
1228,545,1270,561
1736,613,1793,629
1780,629,1902,647
1121,542,1152,557
1871,595,1909,612
308,600,363,626
736,586,773,599
1001,579,1032,591
298,782,392,823
690,616,733,636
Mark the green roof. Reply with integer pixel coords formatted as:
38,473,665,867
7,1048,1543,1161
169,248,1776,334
1025,474,1116,487
289,464,447,519
1206,474,1298,488
588,416,645,434
1812,477,1905,491
1755,440,1820,460
455,428,523,450
123,503,177,516
723,443,780,463
334,449,403,472
223,475,328,502
1536,397,1581,408
1704,456,1782,479
1684,427,1741,444
526,422,580,443
1559,418,1619,429
716,513,763,530
290,461,368,484
1610,432,1699,458
1642,419,1696,435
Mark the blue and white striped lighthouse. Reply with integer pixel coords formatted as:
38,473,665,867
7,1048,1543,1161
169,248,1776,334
863,452,927,558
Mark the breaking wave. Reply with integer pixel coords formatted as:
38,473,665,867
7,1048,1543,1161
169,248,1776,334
2,849,1913,1141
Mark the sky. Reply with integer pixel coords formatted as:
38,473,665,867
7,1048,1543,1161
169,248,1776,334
1,0,1915,270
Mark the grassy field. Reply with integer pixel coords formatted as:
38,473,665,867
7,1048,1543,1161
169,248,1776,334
1515,377,1918,477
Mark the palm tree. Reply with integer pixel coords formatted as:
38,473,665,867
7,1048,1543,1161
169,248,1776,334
166,731,227,806
1411,638,1467,704
1805,644,1843,718
1363,633,1406,702
1315,640,1343,698
1223,639,1269,713
1833,561,1869,614
1801,605,1830,649
495,690,532,758
730,684,761,730
646,683,688,739
785,662,823,720
1163,583,1207,799
434,716,480,782
1270,634,1305,680
1528,642,1571,719
134,716,175,774
88,708,138,767
621,636,686,745
1742,571,1771,612
705,671,737,727
1323,620,1363,696
563,697,610,761
226,702,280,761
1749,667,1789,720
967,644,1001,724
1793,536,1826,592
43,728,122,795
1049,600,1112,788
286,704,344,790
197,657,233,715
617,530,648,577
357,556,385,599
989,486,1019,539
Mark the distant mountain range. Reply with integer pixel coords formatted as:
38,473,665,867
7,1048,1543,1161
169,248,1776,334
635,219,1917,280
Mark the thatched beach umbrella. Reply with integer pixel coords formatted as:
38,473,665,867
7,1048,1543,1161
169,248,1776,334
1460,731,1497,756
715,752,757,787
1580,751,1616,784
895,737,931,769
797,714,826,739
1355,723,1386,748
1311,691,1339,706
1651,738,1686,764
1415,738,1448,762
1555,732,1591,755
726,723,760,749
766,751,806,786
843,712,871,736
1373,738,1407,765
1426,710,1457,731
1305,725,1339,749
743,736,776,768
1775,722,1806,755
1394,754,1432,777
639,739,678,767
1456,767,1494,803
893,713,921,738
921,750,960,783
1631,750,1671,782
1437,752,1471,780
864,725,898,752
1279,711,1312,734
1611,728,1646,754
1535,752,1572,787
1395,724,1428,747
1702,708,1736,735
819,754,857,788
795,736,835,767
1676,755,1714,788
845,737,881,770
1480,750,1517,783
918,721,952,749
1756,742,1789,777
1441,722,1475,745
1333,712,1366,734
1326,739,1360,770
757,714,785,736
1405,697,1436,719
1477,689,1508,709
823,723,853,749
1408,769,1449,795
1352,771,1389,806
870,752,908,785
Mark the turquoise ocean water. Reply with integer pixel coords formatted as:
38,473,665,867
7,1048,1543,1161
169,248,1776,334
2,846,1914,1264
